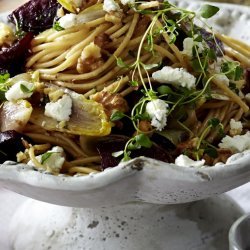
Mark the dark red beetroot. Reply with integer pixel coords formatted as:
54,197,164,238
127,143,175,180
96,135,174,169
0,131,30,163
8,0,60,34
242,69,250,94
0,33,33,76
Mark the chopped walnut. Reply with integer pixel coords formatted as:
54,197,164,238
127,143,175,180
77,42,104,73
77,57,104,73
138,120,153,133
94,33,111,48
92,91,129,117
213,148,233,164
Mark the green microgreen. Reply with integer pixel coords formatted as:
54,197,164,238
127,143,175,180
110,110,126,121
221,61,243,81
111,0,225,163
199,4,220,19
195,117,224,160
20,84,34,94
53,21,65,31
113,133,153,162
0,72,10,84
116,57,130,69
41,152,55,164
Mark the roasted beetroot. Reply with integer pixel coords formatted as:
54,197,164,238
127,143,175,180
242,68,250,94
96,135,173,169
0,131,29,163
198,28,224,56
8,0,60,34
0,33,33,76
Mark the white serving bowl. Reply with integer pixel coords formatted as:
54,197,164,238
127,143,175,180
0,0,250,208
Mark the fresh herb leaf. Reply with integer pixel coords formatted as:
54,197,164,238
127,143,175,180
135,134,152,148
229,82,239,94
207,49,217,61
194,34,203,42
133,113,151,121
157,85,173,95
221,61,243,81
129,80,139,87
122,151,131,161
200,4,220,19
128,141,141,150
20,84,34,93
53,21,65,31
41,152,54,164
0,73,10,84
204,147,218,158
192,58,208,73
208,118,220,128
116,57,130,68
0,91,6,101
110,111,126,121
234,66,244,81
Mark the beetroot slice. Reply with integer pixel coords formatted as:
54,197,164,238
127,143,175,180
0,33,33,76
0,130,31,163
96,135,173,170
8,0,60,34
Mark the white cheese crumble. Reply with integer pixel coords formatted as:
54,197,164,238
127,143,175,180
230,119,243,131
182,37,204,57
175,154,205,168
146,99,168,131
103,0,121,12
45,94,72,122
28,146,65,173
81,42,101,60
152,66,196,90
120,0,135,5
5,81,34,102
219,132,250,153
58,13,77,29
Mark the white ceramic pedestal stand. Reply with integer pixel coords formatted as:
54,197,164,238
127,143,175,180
9,194,242,250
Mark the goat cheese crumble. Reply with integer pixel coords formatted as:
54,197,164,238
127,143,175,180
28,146,65,173
58,13,77,29
219,132,250,153
175,154,205,168
182,37,204,57
152,66,196,90
103,0,121,12
45,94,72,122
5,81,34,102
146,99,168,131
120,0,135,5
230,119,243,131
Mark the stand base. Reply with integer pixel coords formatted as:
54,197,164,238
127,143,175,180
9,195,242,250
